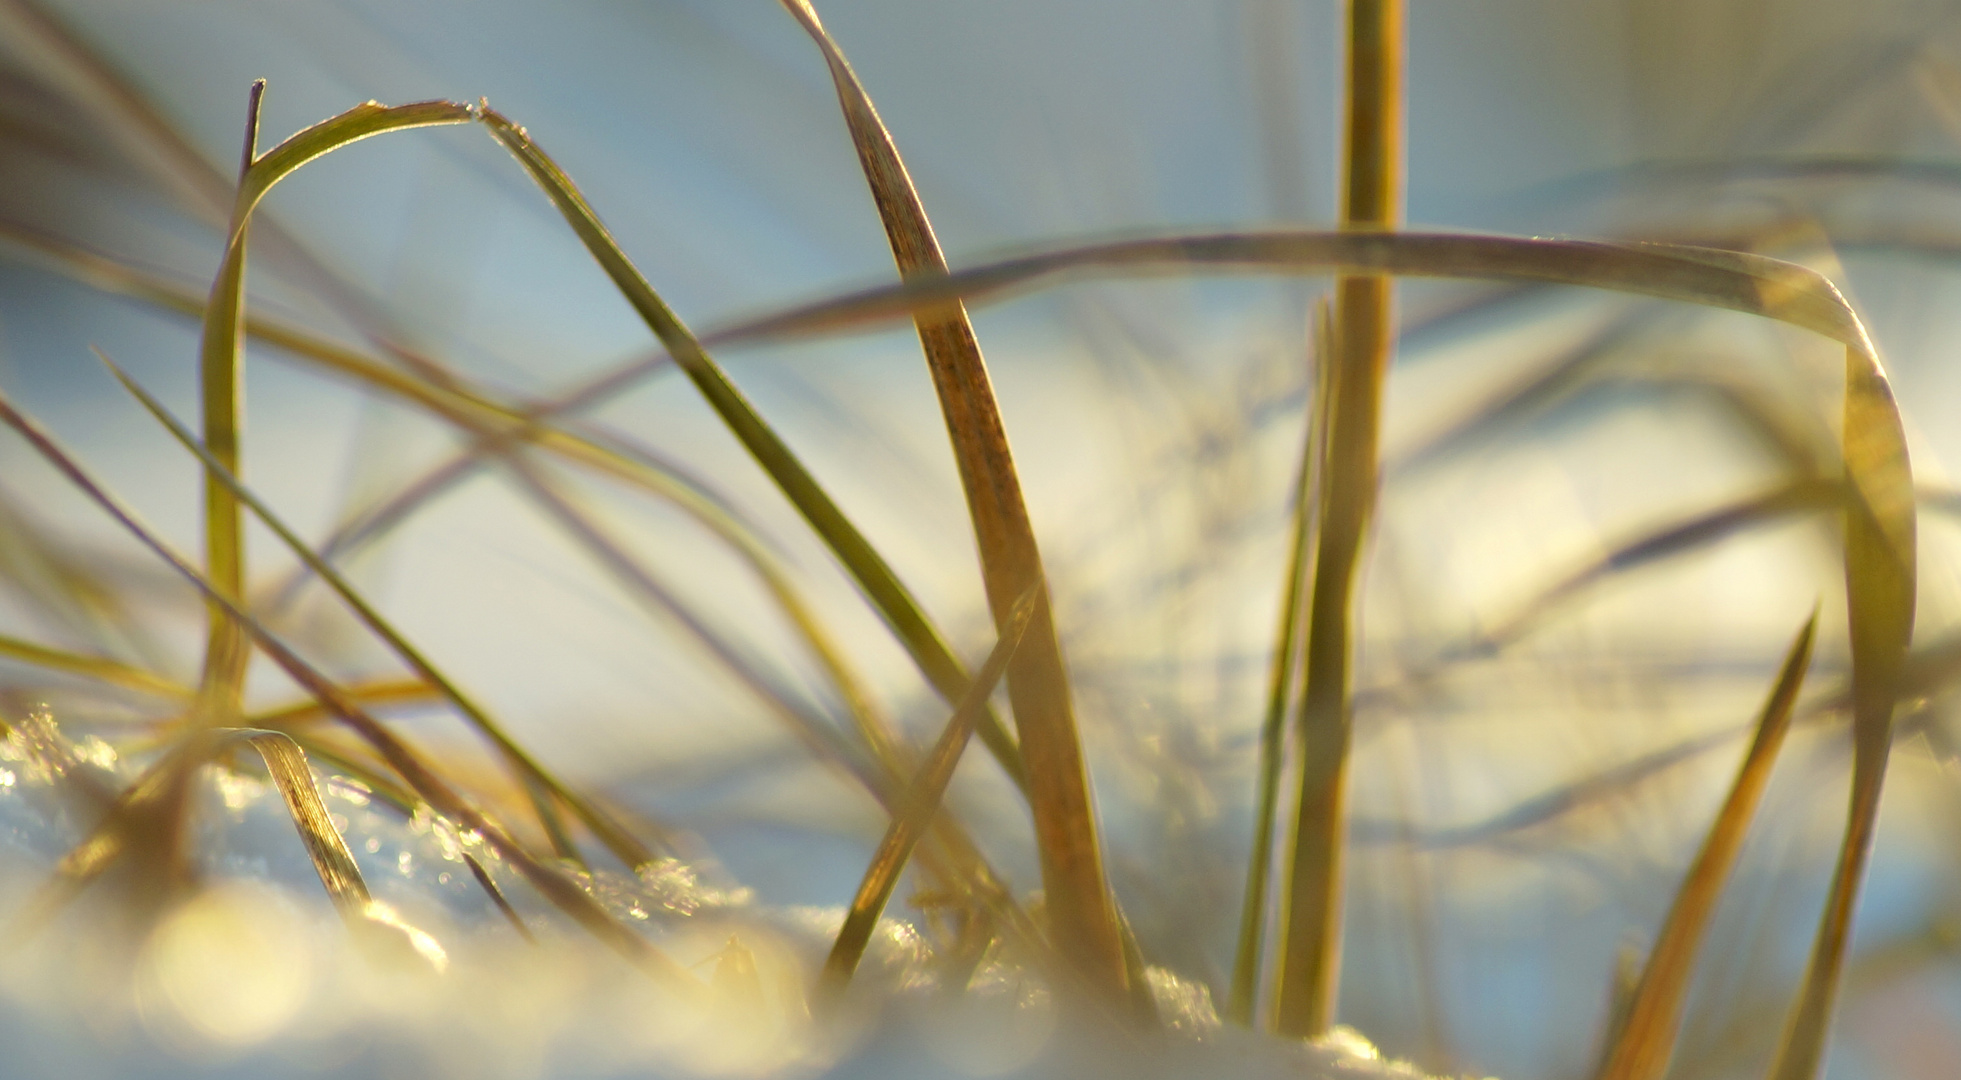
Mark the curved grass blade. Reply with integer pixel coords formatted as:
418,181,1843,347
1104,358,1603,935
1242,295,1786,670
818,584,1038,999
0,632,188,699
0,389,702,993
778,0,1124,994
1597,612,1816,1080
1228,298,1333,1027
476,106,1032,798
0,219,909,773
193,90,476,716
99,352,655,870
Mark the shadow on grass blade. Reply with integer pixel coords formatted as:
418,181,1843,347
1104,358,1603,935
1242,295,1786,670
1596,611,1816,1080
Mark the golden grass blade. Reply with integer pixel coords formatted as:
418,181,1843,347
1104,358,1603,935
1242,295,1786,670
777,0,1124,994
227,727,373,917
0,632,188,699
247,678,441,729
99,351,653,871
193,90,476,717
818,585,1038,998
1597,612,1817,1080
1275,0,1405,1036
1228,298,1333,1027
1768,361,1916,1080
0,389,701,992
475,107,1032,796
194,80,264,718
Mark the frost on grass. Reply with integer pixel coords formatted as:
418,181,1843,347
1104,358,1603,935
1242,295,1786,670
0,711,1470,1080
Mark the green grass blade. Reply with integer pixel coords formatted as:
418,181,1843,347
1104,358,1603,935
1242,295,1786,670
194,80,263,717
776,0,1124,995
475,107,1032,796
818,584,1037,998
193,90,476,718
1228,298,1333,1027
1597,612,1817,1080
98,350,654,870
0,388,702,992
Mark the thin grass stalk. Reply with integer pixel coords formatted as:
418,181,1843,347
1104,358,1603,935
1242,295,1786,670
1275,0,1405,1037
775,0,1124,996
819,584,1037,997
0,391,702,991
1228,299,1333,1026
194,80,262,719
1597,612,1817,1080
102,354,652,868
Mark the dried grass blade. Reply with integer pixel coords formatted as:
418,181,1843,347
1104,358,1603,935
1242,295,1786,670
1597,612,1817,1080
464,851,535,943
228,727,372,917
1228,298,1333,1027
819,585,1038,997
100,351,650,869
778,0,1124,994
0,632,188,699
476,107,1031,794
0,390,701,992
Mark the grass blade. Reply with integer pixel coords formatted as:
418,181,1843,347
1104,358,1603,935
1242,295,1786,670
1768,349,1916,1080
98,350,657,871
818,584,1038,998
193,89,476,717
0,388,702,992
474,107,1033,798
777,0,1124,994
1275,0,1405,1036
0,632,188,699
1597,612,1817,1080
1228,298,1333,1027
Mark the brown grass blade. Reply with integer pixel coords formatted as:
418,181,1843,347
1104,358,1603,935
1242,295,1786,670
776,0,1124,996
475,106,1032,797
464,851,535,944
0,388,702,992
1597,612,1817,1080
98,350,654,870
1228,298,1334,1027
818,584,1038,998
